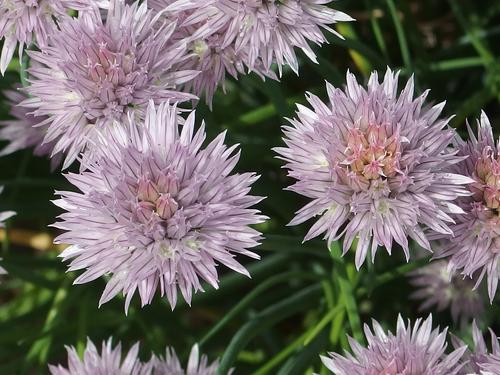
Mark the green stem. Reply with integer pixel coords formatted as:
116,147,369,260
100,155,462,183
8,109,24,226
252,328,311,375
358,256,431,296
367,1,389,60
385,0,411,70
26,277,72,366
429,57,485,71
199,271,318,346
303,305,343,346
187,253,289,307
448,0,494,64
216,284,322,375
252,305,341,375
330,244,364,344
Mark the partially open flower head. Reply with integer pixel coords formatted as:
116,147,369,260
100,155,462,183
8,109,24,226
321,315,466,375
275,69,473,269
408,260,483,324
0,89,62,169
0,0,103,74
49,338,152,375
452,321,500,375
150,344,219,375
214,0,353,75
53,102,265,311
149,0,276,107
24,0,199,168
49,339,220,375
149,0,352,105
438,112,500,301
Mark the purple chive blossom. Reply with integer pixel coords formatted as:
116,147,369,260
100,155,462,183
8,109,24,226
0,0,103,75
321,315,466,375
53,102,265,311
149,0,352,105
49,339,220,375
437,112,500,302
408,260,483,324
150,344,220,375
49,338,152,375
22,0,199,169
0,89,62,169
149,0,277,107
452,321,500,375
218,0,354,76
275,69,473,269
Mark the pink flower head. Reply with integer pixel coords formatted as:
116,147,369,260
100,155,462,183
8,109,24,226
49,338,152,375
408,260,483,324
23,0,199,168
0,89,62,169
437,112,500,302
53,102,265,311
275,69,473,269
321,315,466,375
0,0,103,75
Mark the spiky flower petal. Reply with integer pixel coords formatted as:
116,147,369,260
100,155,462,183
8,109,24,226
453,321,500,375
23,0,198,168
321,315,466,375
53,102,265,311
150,344,219,375
0,89,61,168
49,338,151,375
437,112,500,301
0,0,103,74
408,259,483,324
275,69,473,268
49,338,220,374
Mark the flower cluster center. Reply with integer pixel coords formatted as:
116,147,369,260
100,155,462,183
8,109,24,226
135,172,179,224
340,124,402,189
471,147,500,216
76,31,149,123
